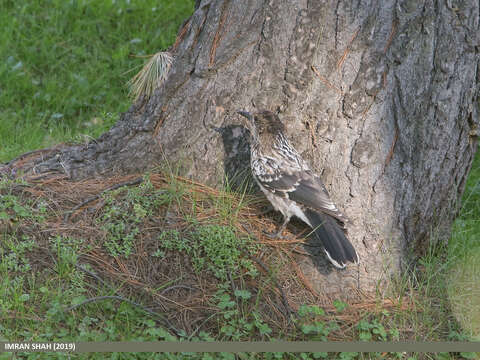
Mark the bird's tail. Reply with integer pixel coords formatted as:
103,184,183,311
304,209,359,269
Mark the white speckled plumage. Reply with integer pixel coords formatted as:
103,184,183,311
238,110,358,268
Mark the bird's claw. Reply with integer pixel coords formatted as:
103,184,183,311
262,229,290,240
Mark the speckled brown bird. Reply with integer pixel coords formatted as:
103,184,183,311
238,109,359,268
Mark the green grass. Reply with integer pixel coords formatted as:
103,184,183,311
381,153,480,345
0,0,194,162
447,154,480,341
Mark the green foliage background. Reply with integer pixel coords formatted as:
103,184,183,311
0,0,194,161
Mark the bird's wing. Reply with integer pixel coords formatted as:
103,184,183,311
256,169,348,224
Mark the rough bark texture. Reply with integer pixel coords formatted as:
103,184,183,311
4,0,479,298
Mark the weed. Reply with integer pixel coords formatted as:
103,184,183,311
155,224,259,282
333,299,348,312
0,178,46,223
157,229,189,253
356,318,388,341
0,234,34,274
294,305,339,341
99,177,166,257
49,236,84,286
338,354,360,360
213,289,272,340
190,224,258,281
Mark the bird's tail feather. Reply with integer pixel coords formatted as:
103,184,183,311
304,209,359,269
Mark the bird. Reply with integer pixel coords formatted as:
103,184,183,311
237,109,359,269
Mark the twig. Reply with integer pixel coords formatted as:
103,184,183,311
280,247,322,300
209,0,229,67
187,312,218,340
6,147,58,166
153,106,169,138
75,263,109,288
384,20,397,54
160,285,198,295
173,17,192,52
63,176,143,222
336,26,361,71
27,173,68,182
311,65,343,95
1,312,44,322
227,270,237,294
243,250,292,319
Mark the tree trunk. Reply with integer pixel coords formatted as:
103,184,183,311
3,0,479,298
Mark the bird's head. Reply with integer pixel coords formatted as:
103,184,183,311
237,110,285,141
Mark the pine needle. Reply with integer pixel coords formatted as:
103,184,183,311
127,51,173,101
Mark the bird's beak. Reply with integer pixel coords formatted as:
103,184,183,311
237,110,253,130
237,110,253,131
237,110,252,120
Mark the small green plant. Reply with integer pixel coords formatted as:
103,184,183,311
298,304,325,317
0,178,46,224
338,353,360,360
155,224,259,282
157,229,191,253
213,289,272,340
99,177,165,257
49,236,84,287
333,299,348,313
294,305,339,341
0,234,34,274
356,318,388,341
191,224,258,281
459,353,478,360
0,194,32,221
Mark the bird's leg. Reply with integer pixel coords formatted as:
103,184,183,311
263,215,291,239
258,203,275,216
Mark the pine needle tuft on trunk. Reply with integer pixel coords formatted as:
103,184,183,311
128,51,173,101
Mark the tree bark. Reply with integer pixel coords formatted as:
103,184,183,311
3,0,479,298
